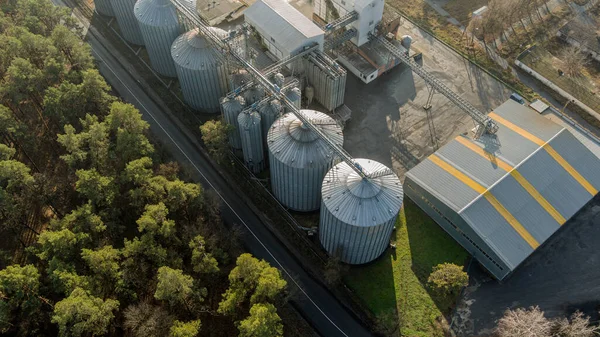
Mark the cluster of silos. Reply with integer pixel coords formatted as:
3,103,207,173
238,111,264,173
111,0,144,45
319,159,403,264
303,52,346,111
134,0,188,77
267,109,343,212
171,28,229,112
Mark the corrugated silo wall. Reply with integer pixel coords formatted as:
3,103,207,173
137,19,180,77
178,66,229,113
303,57,346,112
238,113,265,173
111,0,144,45
403,177,510,280
319,207,397,264
94,0,114,16
269,156,331,212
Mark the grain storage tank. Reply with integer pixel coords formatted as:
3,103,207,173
94,0,114,16
258,99,282,145
221,96,245,149
171,28,229,112
238,111,264,173
305,86,314,106
135,0,190,77
285,87,301,109
242,86,265,105
230,69,251,89
267,109,343,212
319,159,403,264
111,0,144,45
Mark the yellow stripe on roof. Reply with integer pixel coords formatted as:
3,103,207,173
543,145,597,195
455,136,513,172
483,192,540,249
489,112,597,196
455,136,566,225
510,171,566,225
488,112,545,146
429,154,486,194
429,154,539,248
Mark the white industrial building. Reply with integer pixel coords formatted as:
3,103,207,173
314,0,384,47
244,0,325,61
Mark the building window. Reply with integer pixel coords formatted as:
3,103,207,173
341,0,345,5
405,183,504,271
369,20,374,26
271,37,275,43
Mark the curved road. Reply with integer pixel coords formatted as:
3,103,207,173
72,9,374,337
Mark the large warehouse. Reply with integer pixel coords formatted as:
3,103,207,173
244,0,324,61
404,100,600,280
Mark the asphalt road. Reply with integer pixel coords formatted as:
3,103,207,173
53,3,374,336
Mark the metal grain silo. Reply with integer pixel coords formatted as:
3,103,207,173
111,0,144,45
285,87,301,109
171,28,229,113
258,99,282,145
221,96,245,149
94,0,114,16
238,111,264,173
242,86,265,105
319,159,403,264
267,109,343,212
135,0,190,77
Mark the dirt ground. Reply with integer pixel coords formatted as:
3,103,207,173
341,19,511,180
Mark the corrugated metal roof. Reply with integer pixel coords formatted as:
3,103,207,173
171,28,225,70
406,99,600,275
244,0,323,53
267,110,343,169
321,159,403,226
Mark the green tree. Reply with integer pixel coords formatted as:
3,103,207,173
81,246,122,297
218,254,286,315
154,266,193,307
137,203,176,239
12,0,77,36
51,203,106,235
427,263,468,295
52,287,119,337
75,169,115,207
237,303,283,337
189,235,219,275
105,102,153,169
35,228,87,262
200,120,233,163
0,264,42,333
170,320,201,337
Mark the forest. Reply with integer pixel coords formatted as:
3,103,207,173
0,0,287,336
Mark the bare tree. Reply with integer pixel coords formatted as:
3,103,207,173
495,306,553,337
553,311,599,337
558,45,590,77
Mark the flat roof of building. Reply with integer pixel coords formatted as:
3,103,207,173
406,99,600,272
244,0,323,53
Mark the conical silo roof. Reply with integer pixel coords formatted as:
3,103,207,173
171,28,224,70
322,159,403,226
267,110,342,169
